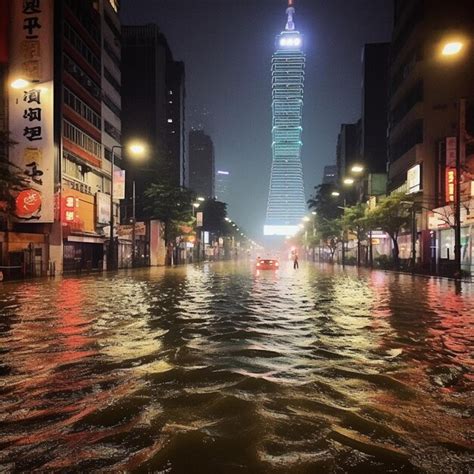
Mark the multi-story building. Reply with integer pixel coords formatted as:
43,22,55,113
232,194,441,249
388,0,474,272
216,170,230,202
3,0,124,277
264,0,306,236
336,122,360,181
322,165,337,185
121,24,185,219
361,43,390,175
188,130,215,199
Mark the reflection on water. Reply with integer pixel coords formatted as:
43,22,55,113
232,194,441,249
0,262,473,472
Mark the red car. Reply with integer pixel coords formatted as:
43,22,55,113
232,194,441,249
256,258,280,270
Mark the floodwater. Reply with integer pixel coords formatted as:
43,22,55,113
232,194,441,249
0,261,473,473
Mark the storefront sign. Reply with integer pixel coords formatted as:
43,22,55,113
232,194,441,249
113,169,125,200
196,211,203,227
407,164,421,194
96,192,110,225
446,137,456,167
9,0,54,222
446,168,456,203
116,222,146,239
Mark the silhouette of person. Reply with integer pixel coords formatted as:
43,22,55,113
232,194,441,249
293,253,299,269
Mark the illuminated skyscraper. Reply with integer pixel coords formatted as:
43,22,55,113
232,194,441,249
264,0,306,236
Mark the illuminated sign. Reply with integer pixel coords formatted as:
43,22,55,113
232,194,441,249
96,192,111,225
9,0,54,223
446,168,456,203
407,164,421,194
264,225,299,236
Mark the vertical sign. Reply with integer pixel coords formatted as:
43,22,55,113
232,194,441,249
9,0,54,222
113,169,126,200
446,169,456,203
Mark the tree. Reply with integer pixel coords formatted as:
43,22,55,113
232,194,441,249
201,199,227,234
0,132,26,228
308,184,342,220
342,203,368,266
315,216,343,262
365,193,413,268
144,184,194,263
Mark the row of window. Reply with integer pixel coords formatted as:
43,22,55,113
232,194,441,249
64,120,102,158
64,88,101,130
64,54,101,100
390,119,423,162
104,66,121,93
64,0,101,45
390,81,423,129
104,40,121,69
104,120,121,142
103,93,121,118
64,21,101,73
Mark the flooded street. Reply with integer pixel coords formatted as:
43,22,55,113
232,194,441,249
0,262,473,473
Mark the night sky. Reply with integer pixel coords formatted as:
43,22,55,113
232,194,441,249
121,0,393,240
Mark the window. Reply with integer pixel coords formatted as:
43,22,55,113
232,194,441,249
64,0,100,44
104,40,120,69
64,120,102,158
64,88,101,129
103,93,121,118
64,22,101,73
64,54,101,99
104,66,121,93
104,120,121,142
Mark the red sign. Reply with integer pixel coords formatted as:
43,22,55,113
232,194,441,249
62,195,78,223
446,168,456,203
15,189,42,218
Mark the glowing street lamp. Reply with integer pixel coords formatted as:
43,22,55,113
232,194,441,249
343,177,355,185
441,41,464,56
197,196,205,202
311,211,317,215
351,164,364,174
302,216,310,222
10,78,31,89
331,191,340,197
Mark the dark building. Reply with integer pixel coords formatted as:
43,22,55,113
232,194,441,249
360,43,390,174
189,130,215,198
388,0,474,271
336,122,360,180
322,165,337,185
121,24,185,218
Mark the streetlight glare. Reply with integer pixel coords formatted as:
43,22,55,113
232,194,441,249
343,178,355,185
11,78,30,89
351,165,364,173
311,211,317,215
128,143,146,156
197,197,205,202
331,191,340,197
193,203,200,208
441,41,464,56
303,216,310,222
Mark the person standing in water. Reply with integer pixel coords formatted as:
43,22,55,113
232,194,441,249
293,253,299,269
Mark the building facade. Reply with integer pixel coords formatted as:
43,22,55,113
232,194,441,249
322,165,337,185
121,24,185,222
216,170,230,203
264,0,306,236
388,0,474,273
1,0,125,278
188,130,215,199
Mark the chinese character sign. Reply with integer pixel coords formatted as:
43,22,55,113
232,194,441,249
8,0,54,222
113,169,126,200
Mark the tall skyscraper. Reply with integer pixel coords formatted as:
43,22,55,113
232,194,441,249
264,0,307,236
216,170,230,202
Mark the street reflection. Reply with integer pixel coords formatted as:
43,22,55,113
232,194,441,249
0,262,472,472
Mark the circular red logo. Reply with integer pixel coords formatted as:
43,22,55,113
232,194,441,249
15,189,42,217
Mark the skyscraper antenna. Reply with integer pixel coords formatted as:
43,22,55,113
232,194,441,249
285,0,295,31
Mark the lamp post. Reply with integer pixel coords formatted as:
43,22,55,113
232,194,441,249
108,142,146,270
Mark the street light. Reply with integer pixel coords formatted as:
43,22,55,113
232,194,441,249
441,41,464,56
343,177,355,185
11,78,31,89
197,196,205,202
331,191,340,197
351,164,364,174
302,216,310,222
109,141,147,270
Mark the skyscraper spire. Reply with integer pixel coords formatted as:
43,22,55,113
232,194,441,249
286,0,295,31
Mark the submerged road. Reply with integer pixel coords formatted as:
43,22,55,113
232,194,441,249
0,261,473,472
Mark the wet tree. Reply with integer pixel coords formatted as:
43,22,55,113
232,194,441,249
315,216,343,262
365,193,413,269
201,199,227,234
307,184,343,220
144,184,194,264
342,203,368,266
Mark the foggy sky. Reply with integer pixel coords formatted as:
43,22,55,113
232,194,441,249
121,0,393,240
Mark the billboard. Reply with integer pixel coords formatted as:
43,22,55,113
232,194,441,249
113,169,125,200
8,0,54,223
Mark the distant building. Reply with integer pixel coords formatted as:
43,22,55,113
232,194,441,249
189,130,215,198
336,122,360,180
121,24,185,218
216,170,230,202
322,165,337,185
